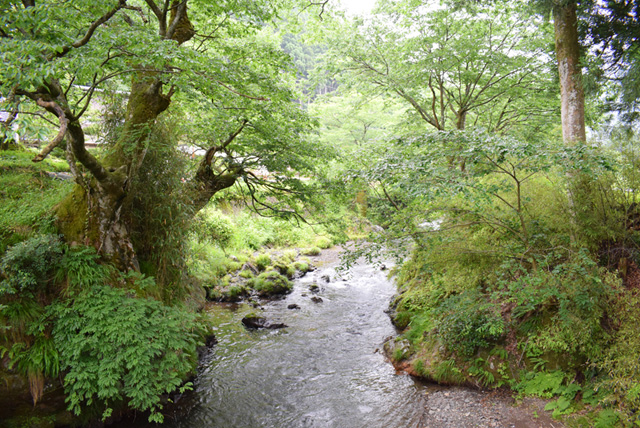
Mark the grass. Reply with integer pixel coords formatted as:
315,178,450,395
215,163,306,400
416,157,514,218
0,150,73,253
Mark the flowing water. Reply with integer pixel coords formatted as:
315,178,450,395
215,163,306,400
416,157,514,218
151,255,429,428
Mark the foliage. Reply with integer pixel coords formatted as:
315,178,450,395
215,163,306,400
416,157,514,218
0,234,64,296
436,290,505,358
52,286,203,423
324,0,557,137
518,370,566,398
598,290,640,425
194,209,234,248
56,245,111,296
498,252,616,360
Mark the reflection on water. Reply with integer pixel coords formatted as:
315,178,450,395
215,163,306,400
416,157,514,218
125,257,427,428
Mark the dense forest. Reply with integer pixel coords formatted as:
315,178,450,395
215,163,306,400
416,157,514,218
1,0,640,426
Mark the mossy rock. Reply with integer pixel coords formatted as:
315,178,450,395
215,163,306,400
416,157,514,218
293,261,310,273
205,283,248,302
248,270,293,297
301,247,321,256
314,236,333,249
254,253,272,271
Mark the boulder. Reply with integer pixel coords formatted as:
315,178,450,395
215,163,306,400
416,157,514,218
242,315,287,330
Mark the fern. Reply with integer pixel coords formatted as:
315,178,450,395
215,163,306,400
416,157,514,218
52,286,204,422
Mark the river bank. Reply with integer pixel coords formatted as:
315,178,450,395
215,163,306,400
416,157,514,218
119,245,565,428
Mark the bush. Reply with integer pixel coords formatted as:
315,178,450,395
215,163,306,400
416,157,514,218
56,245,110,295
196,209,234,248
52,286,203,423
436,290,505,358
0,234,64,296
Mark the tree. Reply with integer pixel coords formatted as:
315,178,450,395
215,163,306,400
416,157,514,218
583,0,640,121
0,0,320,273
326,0,557,139
552,0,586,144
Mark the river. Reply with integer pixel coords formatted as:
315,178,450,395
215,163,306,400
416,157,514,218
130,252,427,427
118,249,561,428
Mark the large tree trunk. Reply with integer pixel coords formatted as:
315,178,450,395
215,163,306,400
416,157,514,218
56,74,173,271
553,1,586,145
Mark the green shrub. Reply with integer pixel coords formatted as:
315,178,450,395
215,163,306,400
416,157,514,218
0,234,64,296
196,209,233,248
436,290,504,358
52,286,203,423
56,245,110,295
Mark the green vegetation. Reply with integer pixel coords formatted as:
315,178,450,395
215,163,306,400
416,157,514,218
2,0,640,426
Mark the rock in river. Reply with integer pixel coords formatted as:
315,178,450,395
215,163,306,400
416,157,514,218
242,315,288,330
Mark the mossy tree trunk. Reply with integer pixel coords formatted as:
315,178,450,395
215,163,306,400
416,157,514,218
27,3,244,271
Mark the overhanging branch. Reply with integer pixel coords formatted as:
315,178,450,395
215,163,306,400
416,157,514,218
32,99,69,162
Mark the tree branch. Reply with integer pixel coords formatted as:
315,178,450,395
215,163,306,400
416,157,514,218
32,99,69,162
54,0,127,59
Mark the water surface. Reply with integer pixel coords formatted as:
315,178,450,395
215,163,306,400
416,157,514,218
146,256,428,427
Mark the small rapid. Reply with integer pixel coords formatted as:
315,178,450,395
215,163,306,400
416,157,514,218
155,253,428,428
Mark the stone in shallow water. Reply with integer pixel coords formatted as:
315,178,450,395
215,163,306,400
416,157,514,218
241,315,287,329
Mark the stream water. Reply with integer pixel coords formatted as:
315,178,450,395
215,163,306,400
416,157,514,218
145,254,429,428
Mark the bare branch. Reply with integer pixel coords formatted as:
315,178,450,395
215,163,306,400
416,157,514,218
32,99,69,162
300,0,330,20
123,5,148,23
215,80,270,101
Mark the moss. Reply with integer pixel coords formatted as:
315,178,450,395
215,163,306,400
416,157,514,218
54,185,90,244
314,236,333,249
285,264,296,278
248,270,292,297
302,247,321,256
226,261,242,273
281,249,297,262
293,261,309,273
254,253,272,271
239,270,254,279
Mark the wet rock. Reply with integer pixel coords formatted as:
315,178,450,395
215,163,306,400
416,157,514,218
242,315,288,330
287,304,301,310
320,274,331,283
309,283,321,293
241,262,259,275
204,334,218,348
383,338,411,362
380,264,387,271
197,334,218,358
311,296,323,303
